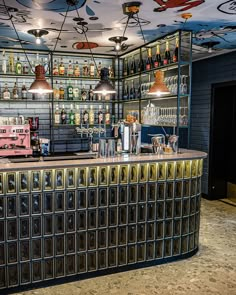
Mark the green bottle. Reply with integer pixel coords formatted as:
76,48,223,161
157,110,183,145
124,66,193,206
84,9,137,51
67,80,74,100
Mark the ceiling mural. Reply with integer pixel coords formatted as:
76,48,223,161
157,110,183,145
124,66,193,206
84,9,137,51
0,0,236,60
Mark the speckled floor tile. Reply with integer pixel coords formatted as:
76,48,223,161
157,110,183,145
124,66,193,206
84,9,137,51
10,199,236,295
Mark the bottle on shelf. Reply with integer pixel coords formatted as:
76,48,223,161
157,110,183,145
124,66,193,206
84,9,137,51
54,104,60,124
89,59,95,77
61,104,67,124
89,105,95,125
74,61,80,77
59,81,65,100
123,82,129,100
9,53,14,73
105,105,110,125
53,59,59,75
98,105,104,124
2,83,10,100
82,60,89,76
129,80,136,100
44,56,49,74
21,80,27,99
81,83,87,101
146,48,153,71
117,138,122,153
138,57,144,72
88,84,94,101
163,40,171,65
67,60,74,76
69,104,75,125
154,44,162,68
130,56,136,75
173,37,179,63
67,80,74,100
97,61,102,78
74,105,81,125
109,65,114,78
12,82,19,99
53,80,60,100
23,60,29,75
2,50,7,74
15,56,22,74
59,58,65,76
82,106,89,124
73,80,79,99
123,58,128,76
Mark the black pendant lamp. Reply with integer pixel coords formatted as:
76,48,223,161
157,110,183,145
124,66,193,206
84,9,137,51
93,67,116,95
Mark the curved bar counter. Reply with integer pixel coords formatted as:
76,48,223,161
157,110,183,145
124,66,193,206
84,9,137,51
0,150,207,290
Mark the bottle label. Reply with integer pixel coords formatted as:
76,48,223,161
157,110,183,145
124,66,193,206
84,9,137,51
59,66,65,75
105,113,110,124
98,112,103,124
55,114,60,124
53,67,59,75
75,114,80,125
73,88,79,99
154,61,159,68
146,64,151,71
173,55,177,63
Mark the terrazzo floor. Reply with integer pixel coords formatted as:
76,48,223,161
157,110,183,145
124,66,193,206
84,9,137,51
10,199,236,295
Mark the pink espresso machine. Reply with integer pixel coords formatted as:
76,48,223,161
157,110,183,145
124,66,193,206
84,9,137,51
0,123,32,156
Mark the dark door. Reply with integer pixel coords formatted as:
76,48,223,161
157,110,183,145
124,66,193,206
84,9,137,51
209,84,236,199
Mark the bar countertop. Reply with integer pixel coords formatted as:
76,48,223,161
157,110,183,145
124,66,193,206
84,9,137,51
0,149,207,171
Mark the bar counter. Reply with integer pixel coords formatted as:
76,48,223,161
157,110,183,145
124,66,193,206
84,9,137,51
0,150,207,290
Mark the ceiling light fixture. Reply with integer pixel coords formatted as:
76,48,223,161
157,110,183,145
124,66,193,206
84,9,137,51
27,29,49,45
108,36,128,52
148,71,170,96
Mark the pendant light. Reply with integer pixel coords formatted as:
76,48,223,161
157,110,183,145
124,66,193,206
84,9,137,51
93,67,116,95
148,70,170,96
28,65,53,94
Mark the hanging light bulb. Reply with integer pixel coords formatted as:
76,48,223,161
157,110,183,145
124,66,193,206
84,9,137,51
148,71,170,96
28,29,48,45
108,36,128,52
35,37,41,44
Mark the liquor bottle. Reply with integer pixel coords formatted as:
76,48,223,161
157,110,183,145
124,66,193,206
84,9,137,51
89,105,95,125
130,57,136,75
98,105,104,124
123,59,128,76
23,61,29,74
67,60,73,76
15,56,22,74
59,58,65,75
105,105,110,125
82,60,89,76
138,58,144,72
73,80,79,99
74,105,81,125
163,41,171,65
154,44,162,68
88,84,94,101
69,104,75,125
109,65,114,78
74,61,80,77
2,50,7,74
21,80,27,99
173,37,179,63
59,81,64,100
81,84,87,101
44,56,49,74
82,107,89,124
146,48,153,71
53,59,59,75
12,82,19,99
61,104,67,124
67,80,74,100
54,105,60,124
2,83,10,100
89,59,95,77
9,53,14,73
53,80,60,100
97,61,102,77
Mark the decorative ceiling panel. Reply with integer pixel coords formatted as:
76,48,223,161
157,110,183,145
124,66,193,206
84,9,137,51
0,0,236,60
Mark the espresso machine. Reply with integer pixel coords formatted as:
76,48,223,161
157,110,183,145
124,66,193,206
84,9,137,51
119,121,141,154
0,118,32,156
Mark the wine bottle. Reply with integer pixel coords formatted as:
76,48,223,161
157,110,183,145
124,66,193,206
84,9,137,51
61,104,67,124
163,41,171,65
15,56,22,74
21,80,27,99
154,44,162,68
173,37,179,63
59,81,64,100
54,105,60,124
146,48,153,71
130,56,136,75
69,104,75,125
98,105,104,124
67,80,74,100
75,105,81,125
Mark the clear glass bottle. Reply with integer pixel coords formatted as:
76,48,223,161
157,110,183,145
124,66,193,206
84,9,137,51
73,80,79,100
12,82,19,99
67,60,73,76
53,80,60,100
89,105,95,125
59,81,64,100
2,83,10,100
69,104,75,125
21,80,27,99
74,105,81,125
2,50,7,74
81,83,87,101
89,59,95,77
54,104,60,124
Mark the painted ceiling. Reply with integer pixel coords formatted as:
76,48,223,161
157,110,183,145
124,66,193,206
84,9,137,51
1,0,236,60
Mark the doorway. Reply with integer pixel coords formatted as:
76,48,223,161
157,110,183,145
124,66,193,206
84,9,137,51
209,82,236,201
